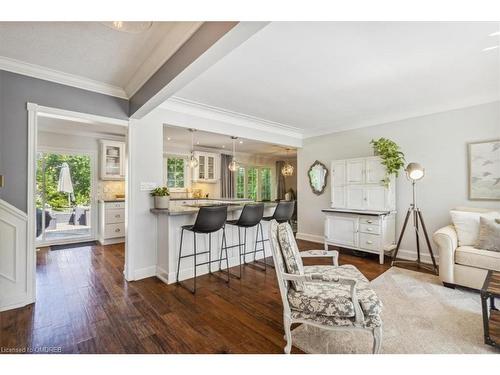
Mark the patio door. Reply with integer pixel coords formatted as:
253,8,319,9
35,150,96,246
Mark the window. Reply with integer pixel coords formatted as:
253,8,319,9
260,168,272,201
235,165,273,201
236,167,245,198
166,156,186,189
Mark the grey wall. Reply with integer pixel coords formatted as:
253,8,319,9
298,101,500,255
0,70,129,212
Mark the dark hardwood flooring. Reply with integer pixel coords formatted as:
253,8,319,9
1,240,404,354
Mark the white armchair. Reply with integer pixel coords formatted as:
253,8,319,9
269,220,383,354
433,208,500,290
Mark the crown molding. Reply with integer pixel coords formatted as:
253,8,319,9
302,97,500,139
162,96,304,140
0,56,128,99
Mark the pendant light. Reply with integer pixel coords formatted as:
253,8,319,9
188,129,199,168
228,136,238,172
102,22,153,34
281,149,294,177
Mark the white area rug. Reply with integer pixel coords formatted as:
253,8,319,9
291,267,498,354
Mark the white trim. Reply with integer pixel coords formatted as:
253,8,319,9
295,232,325,244
1,56,128,99
162,96,303,139
134,265,157,280
38,127,126,141
303,98,500,139
33,104,129,127
35,146,98,247
295,233,439,265
26,102,131,311
0,198,28,221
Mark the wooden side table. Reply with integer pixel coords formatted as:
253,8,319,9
480,270,500,347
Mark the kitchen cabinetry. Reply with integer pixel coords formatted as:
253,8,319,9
98,201,125,245
192,152,219,183
100,140,125,180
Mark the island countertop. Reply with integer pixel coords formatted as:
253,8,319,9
151,202,277,216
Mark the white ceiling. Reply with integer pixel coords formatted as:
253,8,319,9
0,21,201,98
174,22,500,137
164,125,296,158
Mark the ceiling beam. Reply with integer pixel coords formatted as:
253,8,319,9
129,21,269,119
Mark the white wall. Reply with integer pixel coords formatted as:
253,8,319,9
297,101,500,257
126,113,164,280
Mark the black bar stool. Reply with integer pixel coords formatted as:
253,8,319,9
260,201,296,267
225,203,266,278
176,205,230,294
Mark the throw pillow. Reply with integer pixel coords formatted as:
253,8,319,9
476,216,500,252
450,209,498,246
278,222,305,291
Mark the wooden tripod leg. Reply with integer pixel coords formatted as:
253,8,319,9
417,209,438,273
391,208,412,266
414,210,421,264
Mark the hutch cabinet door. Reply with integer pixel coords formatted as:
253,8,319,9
365,157,386,184
346,159,365,184
325,214,358,247
346,185,365,209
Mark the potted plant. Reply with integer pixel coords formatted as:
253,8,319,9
370,138,405,187
151,186,170,209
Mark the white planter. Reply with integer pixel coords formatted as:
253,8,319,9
154,196,170,209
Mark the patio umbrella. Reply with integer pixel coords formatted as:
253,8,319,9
57,162,74,206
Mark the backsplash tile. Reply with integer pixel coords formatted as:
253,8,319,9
97,180,125,200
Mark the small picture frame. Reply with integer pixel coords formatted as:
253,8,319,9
468,139,500,201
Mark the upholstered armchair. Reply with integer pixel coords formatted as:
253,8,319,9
269,220,383,354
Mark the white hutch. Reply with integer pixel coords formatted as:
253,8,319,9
323,156,396,264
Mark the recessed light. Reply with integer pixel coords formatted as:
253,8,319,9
239,140,243,144
197,141,200,145
167,137,171,141
489,31,500,37
482,45,499,52
222,145,225,148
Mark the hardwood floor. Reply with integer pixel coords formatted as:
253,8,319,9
0,240,398,354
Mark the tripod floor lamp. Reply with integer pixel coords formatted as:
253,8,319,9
392,162,438,274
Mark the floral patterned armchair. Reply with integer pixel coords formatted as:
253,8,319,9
269,220,383,354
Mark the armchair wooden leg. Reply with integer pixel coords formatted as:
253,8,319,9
372,326,382,354
284,316,292,354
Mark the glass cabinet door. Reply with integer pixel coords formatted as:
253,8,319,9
198,155,205,179
207,156,214,179
105,145,121,177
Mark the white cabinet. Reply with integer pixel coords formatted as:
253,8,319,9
331,156,395,211
100,140,125,180
98,201,125,245
323,211,396,264
193,152,219,183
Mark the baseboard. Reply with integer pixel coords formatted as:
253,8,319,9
296,232,324,244
133,265,157,280
294,232,439,265
156,266,169,284
395,248,439,265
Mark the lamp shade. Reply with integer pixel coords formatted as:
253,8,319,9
405,162,425,181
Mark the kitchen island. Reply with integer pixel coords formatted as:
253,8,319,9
151,200,277,284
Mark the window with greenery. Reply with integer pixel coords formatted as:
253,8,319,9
36,153,91,211
235,166,272,201
260,167,272,201
246,167,258,201
166,157,186,189
236,167,245,198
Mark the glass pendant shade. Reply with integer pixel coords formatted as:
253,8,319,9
188,154,198,168
281,162,294,177
228,159,238,172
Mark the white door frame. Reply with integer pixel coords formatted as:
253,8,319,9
35,146,98,247
27,102,129,306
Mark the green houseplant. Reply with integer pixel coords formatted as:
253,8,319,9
370,138,405,187
150,186,170,209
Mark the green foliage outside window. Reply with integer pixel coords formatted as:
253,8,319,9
36,153,91,211
260,168,271,201
246,167,258,201
236,167,245,198
167,157,185,189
